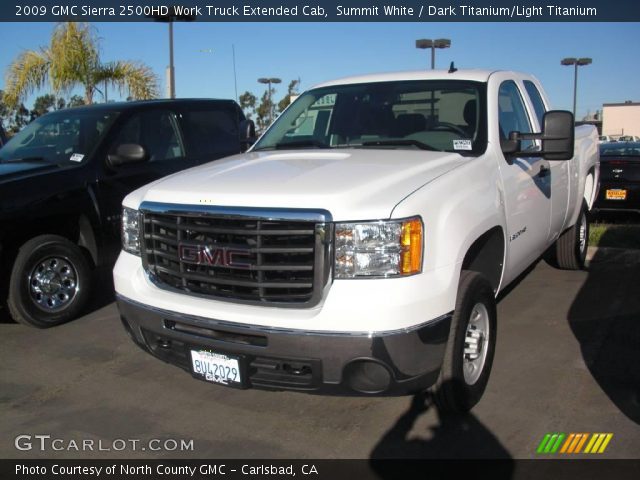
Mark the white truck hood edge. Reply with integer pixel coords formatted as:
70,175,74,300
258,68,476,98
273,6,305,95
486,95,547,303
125,149,466,221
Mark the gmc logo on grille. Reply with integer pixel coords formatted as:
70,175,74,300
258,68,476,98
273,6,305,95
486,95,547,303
178,243,251,269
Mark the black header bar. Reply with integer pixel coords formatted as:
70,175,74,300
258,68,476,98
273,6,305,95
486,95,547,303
2,1,640,22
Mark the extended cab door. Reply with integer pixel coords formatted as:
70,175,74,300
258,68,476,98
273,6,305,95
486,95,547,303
523,80,571,242
95,107,192,255
494,78,552,280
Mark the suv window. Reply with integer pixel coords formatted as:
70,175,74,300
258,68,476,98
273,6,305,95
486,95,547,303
498,81,534,151
181,107,240,158
110,110,184,163
523,80,547,126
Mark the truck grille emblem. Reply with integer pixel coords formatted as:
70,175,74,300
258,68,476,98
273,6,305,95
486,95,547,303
178,243,251,269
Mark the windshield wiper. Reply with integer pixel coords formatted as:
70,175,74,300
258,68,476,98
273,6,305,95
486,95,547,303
361,139,438,151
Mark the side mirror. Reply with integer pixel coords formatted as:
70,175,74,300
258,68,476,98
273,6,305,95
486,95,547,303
107,143,148,167
501,110,575,161
239,119,256,152
541,110,574,161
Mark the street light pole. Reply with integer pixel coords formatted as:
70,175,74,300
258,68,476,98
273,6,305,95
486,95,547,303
168,21,175,98
148,8,197,99
561,57,592,119
258,77,282,125
415,38,451,120
415,38,451,70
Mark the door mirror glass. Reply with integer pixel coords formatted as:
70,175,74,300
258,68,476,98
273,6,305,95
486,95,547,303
501,110,575,161
541,110,574,161
239,119,256,152
107,143,148,167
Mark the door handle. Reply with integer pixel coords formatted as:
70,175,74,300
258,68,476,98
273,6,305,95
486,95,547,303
538,165,550,178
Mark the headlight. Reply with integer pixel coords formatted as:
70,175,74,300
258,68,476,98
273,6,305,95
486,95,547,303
335,217,423,278
121,207,141,256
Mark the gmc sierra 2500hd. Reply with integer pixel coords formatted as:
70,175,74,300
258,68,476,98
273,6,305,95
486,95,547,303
114,70,599,412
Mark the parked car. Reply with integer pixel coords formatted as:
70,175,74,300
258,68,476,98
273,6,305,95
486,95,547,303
593,141,640,213
617,135,639,142
114,70,598,412
0,99,254,327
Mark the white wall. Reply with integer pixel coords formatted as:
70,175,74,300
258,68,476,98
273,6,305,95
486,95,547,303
602,104,640,138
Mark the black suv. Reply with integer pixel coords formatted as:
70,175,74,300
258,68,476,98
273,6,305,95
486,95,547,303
0,99,254,327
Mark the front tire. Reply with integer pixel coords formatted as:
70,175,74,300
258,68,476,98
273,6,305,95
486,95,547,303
7,235,92,328
432,271,497,413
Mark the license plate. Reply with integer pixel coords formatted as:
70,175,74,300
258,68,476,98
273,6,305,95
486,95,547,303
190,350,242,386
606,189,627,200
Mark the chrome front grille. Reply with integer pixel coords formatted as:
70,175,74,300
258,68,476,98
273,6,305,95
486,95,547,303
140,202,332,307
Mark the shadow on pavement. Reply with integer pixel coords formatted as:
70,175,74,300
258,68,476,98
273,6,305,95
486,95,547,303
370,384,513,473
568,234,640,424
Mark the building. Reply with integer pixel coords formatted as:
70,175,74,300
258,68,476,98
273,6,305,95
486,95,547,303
602,101,640,138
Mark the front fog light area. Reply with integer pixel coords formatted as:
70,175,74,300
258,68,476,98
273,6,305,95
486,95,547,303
335,217,422,278
122,207,141,256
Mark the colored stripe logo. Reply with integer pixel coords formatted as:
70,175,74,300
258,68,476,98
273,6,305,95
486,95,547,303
537,433,613,454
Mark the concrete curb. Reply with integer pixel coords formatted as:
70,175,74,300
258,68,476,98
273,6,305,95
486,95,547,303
586,246,640,265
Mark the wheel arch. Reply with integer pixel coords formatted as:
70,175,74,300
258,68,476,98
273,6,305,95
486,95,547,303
460,226,505,293
583,166,597,210
1,214,98,273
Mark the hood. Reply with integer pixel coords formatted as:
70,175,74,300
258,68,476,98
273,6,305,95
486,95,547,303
126,149,467,220
0,161,61,183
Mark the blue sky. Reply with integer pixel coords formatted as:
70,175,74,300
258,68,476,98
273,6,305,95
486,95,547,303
0,21,639,119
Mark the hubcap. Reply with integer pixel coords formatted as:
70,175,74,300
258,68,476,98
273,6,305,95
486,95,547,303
463,302,490,385
578,212,587,254
28,257,79,312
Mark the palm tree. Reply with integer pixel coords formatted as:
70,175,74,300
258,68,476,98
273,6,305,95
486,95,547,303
3,22,159,108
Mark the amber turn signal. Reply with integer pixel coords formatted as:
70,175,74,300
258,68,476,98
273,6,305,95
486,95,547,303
400,218,423,275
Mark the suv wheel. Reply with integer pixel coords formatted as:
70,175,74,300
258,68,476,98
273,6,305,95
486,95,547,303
431,271,497,413
8,235,91,328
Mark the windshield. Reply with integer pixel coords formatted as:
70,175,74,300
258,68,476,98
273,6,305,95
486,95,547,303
0,109,118,164
253,80,487,154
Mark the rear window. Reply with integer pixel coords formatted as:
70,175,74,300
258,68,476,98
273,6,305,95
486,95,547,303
599,143,640,157
523,80,547,127
180,106,241,159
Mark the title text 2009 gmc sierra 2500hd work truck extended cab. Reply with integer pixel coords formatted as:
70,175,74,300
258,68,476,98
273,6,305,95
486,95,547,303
114,70,598,412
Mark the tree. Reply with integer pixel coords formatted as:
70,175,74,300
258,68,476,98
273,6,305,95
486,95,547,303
238,91,257,120
277,79,300,113
0,89,29,134
2,22,159,109
67,95,85,108
255,89,275,132
31,94,56,118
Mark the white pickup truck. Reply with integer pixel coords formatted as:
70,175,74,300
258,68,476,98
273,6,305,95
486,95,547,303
114,70,598,412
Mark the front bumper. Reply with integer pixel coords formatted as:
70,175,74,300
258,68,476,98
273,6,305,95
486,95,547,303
117,295,451,396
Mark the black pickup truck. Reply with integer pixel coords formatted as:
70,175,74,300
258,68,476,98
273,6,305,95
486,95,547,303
0,99,254,327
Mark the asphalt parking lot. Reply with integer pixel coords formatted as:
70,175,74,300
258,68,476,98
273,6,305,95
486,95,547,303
1,251,639,460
